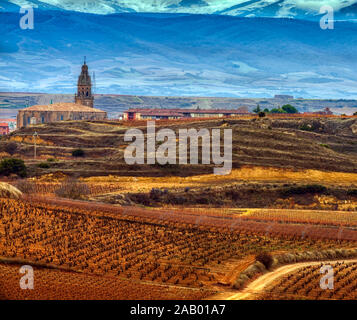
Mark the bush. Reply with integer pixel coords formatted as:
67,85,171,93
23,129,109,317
270,108,287,114
258,111,266,118
299,123,313,131
282,184,327,196
15,179,37,194
282,104,298,114
47,158,56,162
0,158,27,178
256,252,273,270
38,162,50,169
320,143,330,149
0,141,18,156
72,149,85,157
347,189,357,196
54,179,90,199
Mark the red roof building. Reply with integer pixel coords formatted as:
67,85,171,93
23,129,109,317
0,123,9,135
123,107,250,120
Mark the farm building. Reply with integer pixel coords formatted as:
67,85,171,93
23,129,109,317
0,123,9,135
0,119,16,132
123,108,250,120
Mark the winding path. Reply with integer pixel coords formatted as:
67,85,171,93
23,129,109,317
226,258,357,300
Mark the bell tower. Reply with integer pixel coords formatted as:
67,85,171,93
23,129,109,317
75,57,94,108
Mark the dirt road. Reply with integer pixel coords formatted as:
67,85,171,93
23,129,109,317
225,259,357,300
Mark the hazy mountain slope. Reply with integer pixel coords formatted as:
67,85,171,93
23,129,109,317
3,0,357,19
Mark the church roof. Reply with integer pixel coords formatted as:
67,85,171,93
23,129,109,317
19,103,106,113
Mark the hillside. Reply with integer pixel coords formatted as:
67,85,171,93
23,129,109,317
4,117,357,177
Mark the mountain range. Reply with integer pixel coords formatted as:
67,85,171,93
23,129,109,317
1,1,357,102
2,0,357,20
1,9,357,99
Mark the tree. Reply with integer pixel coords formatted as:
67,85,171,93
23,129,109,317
263,108,270,113
0,158,27,178
72,149,85,157
282,104,298,114
353,112,357,116
256,252,273,270
270,108,286,114
253,105,261,114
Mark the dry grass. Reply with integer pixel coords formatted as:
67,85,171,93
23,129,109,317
241,209,357,227
82,166,357,194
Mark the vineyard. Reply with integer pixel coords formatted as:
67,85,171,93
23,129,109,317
261,262,357,300
240,209,357,228
14,181,123,196
1,197,355,300
0,262,213,300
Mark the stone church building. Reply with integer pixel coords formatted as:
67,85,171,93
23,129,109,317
17,60,107,128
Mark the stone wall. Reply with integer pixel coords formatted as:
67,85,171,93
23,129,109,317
17,110,106,128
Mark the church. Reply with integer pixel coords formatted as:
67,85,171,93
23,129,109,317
17,60,107,128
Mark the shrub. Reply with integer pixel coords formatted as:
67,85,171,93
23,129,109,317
0,158,27,178
270,108,287,114
15,179,37,194
282,184,327,196
150,188,163,200
0,141,18,156
258,111,266,118
54,179,90,200
299,123,313,131
347,189,357,196
256,252,273,270
320,143,330,149
38,162,50,169
282,104,298,114
47,158,56,162
72,149,85,157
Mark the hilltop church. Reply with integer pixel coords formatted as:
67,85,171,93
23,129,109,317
17,59,107,128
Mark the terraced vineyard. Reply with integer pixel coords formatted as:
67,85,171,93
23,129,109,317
0,262,213,300
1,197,355,299
262,262,357,300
